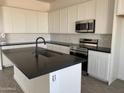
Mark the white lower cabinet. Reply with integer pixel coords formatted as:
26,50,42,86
47,44,70,54
50,63,81,93
14,63,81,93
88,50,111,83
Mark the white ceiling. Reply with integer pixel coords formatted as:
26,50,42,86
37,0,56,3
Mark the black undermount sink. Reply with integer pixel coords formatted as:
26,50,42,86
37,49,63,58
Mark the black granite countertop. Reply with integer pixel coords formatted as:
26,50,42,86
48,41,111,53
2,47,84,79
0,41,111,53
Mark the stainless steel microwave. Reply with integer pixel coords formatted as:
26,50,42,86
75,19,95,33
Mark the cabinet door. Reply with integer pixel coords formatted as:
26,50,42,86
60,8,68,33
2,7,13,33
26,11,38,33
53,10,60,33
48,12,54,33
68,5,78,33
78,0,96,20
48,10,60,33
78,2,87,20
117,0,124,15
95,0,114,34
85,0,96,19
88,50,111,82
95,0,108,34
38,12,48,33
12,8,26,33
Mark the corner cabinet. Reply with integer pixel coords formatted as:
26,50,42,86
88,50,111,83
2,6,48,33
48,10,60,33
117,0,124,15
95,0,115,34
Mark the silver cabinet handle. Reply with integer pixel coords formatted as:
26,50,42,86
52,75,56,82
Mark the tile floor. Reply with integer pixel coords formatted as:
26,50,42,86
0,67,124,93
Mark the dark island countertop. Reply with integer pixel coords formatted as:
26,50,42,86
2,47,84,79
0,41,111,53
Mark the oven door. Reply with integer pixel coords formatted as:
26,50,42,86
70,50,88,59
70,50,88,73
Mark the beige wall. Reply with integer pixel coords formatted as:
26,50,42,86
0,0,50,11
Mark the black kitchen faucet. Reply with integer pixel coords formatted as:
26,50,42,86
35,37,46,57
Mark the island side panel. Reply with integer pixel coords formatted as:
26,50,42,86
2,53,14,67
0,48,2,70
14,66,50,93
50,63,82,93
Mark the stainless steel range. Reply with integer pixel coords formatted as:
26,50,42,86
70,39,98,75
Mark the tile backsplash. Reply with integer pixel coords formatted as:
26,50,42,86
6,34,50,43
3,33,112,48
50,34,112,48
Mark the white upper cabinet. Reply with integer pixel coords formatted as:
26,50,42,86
48,11,54,33
12,8,27,33
26,11,38,33
68,5,78,33
60,8,68,33
2,7,13,33
78,0,96,20
48,10,60,33
78,2,87,20
95,0,114,34
48,8,68,34
48,0,114,34
2,6,48,33
117,0,124,15
38,12,48,33
53,10,60,33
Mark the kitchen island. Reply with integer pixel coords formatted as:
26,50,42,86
2,47,84,93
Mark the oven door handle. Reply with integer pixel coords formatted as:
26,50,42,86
70,50,88,56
